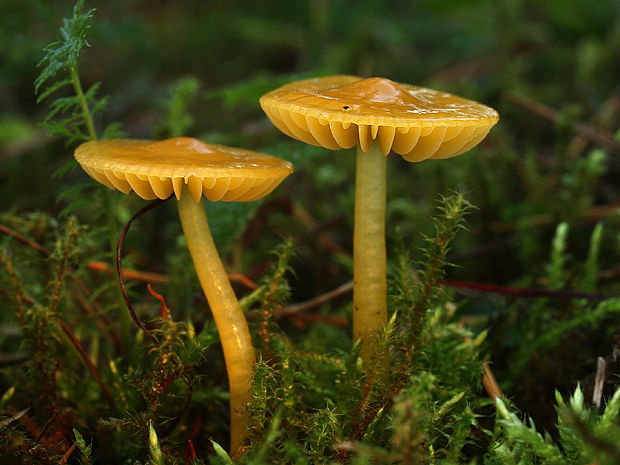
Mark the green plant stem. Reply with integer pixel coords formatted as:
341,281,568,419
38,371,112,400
70,65,129,344
353,143,387,364
176,187,255,457
70,66,96,141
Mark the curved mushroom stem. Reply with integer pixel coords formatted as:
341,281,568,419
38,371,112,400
353,143,388,364
176,186,255,457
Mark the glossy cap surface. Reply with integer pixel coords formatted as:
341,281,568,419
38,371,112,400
75,138,294,202
260,75,499,161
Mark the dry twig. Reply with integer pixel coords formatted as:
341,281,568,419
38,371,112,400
58,319,116,410
504,92,620,152
593,356,607,408
58,441,78,465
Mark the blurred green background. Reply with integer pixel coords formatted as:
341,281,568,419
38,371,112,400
3,0,618,208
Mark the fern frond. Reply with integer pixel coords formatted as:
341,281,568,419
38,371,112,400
34,0,94,94
34,0,113,144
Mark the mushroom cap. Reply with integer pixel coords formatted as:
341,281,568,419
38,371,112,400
259,75,499,161
74,137,294,202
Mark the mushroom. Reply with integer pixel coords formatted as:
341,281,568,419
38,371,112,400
259,76,498,363
74,137,293,455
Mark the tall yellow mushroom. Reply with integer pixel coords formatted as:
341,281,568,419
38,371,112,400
260,76,498,363
74,137,293,456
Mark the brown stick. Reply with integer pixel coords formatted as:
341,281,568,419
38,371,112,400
276,281,353,317
284,313,349,330
274,275,609,323
504,92,620,152
87,260,168,284
228,273,258,290
58,441,78,465
87,260,257,289
445,279,607,301
593,356,607,408
0,223,51,256
0,408,29,429
482,362,503,399
0,288,35,306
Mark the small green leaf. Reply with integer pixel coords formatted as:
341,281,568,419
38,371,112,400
53,159,79,178
547,222,569,290
74,428,93,464
210,439,234,464
600,386,620,426
582,223,603,292
0,387,15,412
148,423,164,465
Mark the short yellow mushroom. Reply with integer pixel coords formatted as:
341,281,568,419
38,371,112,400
260,76,498,363
74,137,293,456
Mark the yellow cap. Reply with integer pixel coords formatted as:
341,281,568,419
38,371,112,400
75,137,293,202
260,75,499,161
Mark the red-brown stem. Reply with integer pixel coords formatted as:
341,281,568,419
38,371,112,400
116,200,162,345
445,280,606,300
58,442,78,464
147,283,171,319
0,223,51,255
188,439,197,461
58,319,116,410
482,362,503,399
87,260,257,289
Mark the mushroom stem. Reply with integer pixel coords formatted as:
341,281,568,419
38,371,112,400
353,143,388,364
176,187,255,456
